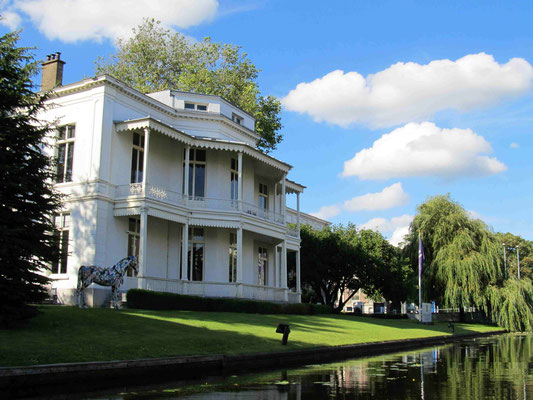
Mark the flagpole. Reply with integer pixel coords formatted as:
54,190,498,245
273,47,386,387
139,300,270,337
418,231,422,321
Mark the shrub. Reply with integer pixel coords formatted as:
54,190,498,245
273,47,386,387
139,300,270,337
126,289,333,315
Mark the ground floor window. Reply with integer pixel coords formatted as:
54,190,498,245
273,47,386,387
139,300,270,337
229,232,237,282
52,213,70,274
127,218,140,277
188,227,204,281
258,246,268,286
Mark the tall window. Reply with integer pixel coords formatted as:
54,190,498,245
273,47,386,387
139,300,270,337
183,149,206,199
52,213,70,274
127,218,140,277
230,158,238,202
187,227,204,281
229,232,237,282
56,125,75,183
258,246,268,286
130,132,144,183
259,183,268,210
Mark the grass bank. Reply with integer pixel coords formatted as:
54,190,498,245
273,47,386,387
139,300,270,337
0,305,502,367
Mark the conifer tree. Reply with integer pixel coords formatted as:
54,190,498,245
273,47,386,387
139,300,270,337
0,30,61,327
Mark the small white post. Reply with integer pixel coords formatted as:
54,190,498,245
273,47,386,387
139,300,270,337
281,175,286,222
296,192,300,236
237,152,243,211
184,145,190,201
296,247,301,293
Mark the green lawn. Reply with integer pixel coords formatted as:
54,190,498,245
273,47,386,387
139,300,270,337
0,305,502,367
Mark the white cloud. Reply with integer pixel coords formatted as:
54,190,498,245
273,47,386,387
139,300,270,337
310,205,342,220
3,0,218,42
0,10,21,29
343,122,507,180
510,142,520,149
282,53,533,128
360,214,414,247
344,183,409,211
311,183,409,221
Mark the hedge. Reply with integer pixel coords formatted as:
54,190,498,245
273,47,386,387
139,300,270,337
126,289,332,315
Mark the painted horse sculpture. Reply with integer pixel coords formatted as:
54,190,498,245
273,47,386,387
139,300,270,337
77,256,138,308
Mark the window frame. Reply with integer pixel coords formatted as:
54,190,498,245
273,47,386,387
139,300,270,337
230,158,239,202
258,246,268,286
187,227,204,281
184,102,208,112
55,124,75,183
130,131,145,184
229,232,237,283
258,183,268,210
232,113,243,125
51,212,70,275
126,217,140,277
183,149,207,199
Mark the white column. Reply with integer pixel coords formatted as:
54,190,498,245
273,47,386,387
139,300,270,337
273,245,278,288
237,152,243,210
281,240,287,288
274,182,277,215
281,176,286,221
181,221,189,280
296,192,300,235
296,248,301,293
142,128,150,192
138,207,148,288
236,225,243,283
184,145,190,199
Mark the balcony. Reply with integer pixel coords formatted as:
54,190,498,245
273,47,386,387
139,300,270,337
115,183,286,225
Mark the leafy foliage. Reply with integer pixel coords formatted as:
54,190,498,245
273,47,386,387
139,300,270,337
405,194,533,331
0,31,61,327
405,195,502,309
96,19,282,153
487,278,533,332
495,232,532,280
300,224,414,312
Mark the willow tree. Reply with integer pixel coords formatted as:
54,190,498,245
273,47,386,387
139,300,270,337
96,19,282,153
405,195,502,320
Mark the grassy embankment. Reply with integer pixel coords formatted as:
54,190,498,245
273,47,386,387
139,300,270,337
0,305,502,367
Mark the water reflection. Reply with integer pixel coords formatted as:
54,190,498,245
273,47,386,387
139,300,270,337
90,334,532,400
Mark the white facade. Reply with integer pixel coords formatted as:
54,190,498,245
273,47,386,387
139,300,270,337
42,75,316,306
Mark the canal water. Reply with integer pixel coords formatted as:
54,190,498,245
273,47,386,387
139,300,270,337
88,334,531,399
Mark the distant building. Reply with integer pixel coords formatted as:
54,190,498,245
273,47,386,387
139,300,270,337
39,54,328,306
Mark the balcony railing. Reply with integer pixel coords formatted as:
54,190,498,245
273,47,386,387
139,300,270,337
116,183,286,225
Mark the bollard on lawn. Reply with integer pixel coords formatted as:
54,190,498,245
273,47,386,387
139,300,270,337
276,323,290,345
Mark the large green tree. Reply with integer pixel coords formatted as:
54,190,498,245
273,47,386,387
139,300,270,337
405,195,533,330
0,31,61,327
300,224,412,312
405,195,502,317
96,19,282,153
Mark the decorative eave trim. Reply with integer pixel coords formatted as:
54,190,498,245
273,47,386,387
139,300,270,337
285,179,305,194
45,75,260,142
115,117,292,173
189,219,240,229
114,207,140,217
149,209,187,224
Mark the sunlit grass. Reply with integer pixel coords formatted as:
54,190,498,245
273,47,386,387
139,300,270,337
0,305,502,367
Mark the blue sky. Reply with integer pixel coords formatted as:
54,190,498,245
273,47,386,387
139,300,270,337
2,0,533,243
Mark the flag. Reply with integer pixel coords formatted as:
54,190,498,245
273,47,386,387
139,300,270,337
418,232,424,278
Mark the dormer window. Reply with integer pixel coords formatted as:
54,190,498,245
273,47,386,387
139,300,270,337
185,102,208,111
232,113,243,125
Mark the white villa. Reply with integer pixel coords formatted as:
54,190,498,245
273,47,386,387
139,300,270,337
40,54,329,307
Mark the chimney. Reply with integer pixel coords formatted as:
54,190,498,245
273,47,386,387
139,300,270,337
41,52,66,91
